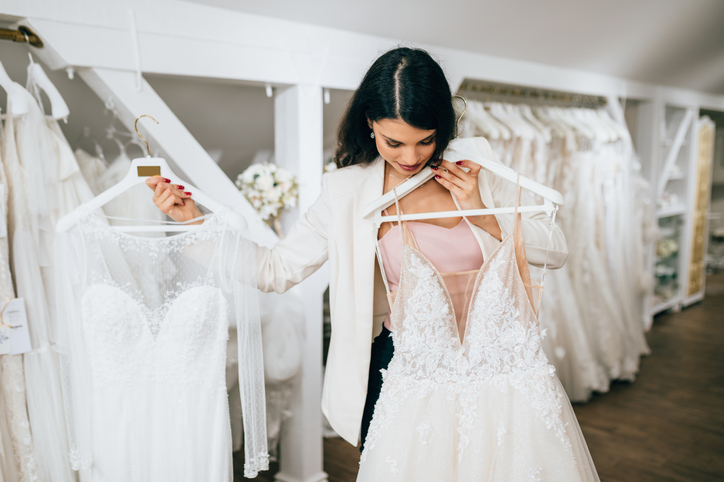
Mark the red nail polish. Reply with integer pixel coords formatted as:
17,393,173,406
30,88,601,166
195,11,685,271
435,175,441,179
163,178,171,183
431,166,438,170
177,185,184,190
184,192,192,196
456,161,463,165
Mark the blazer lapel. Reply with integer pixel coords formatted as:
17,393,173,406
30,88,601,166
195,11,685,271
353,157,385,387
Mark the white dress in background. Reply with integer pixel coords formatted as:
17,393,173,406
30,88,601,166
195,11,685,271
14,86,77,482
0,97,42,482
55,209,268,481
567,152,639,380
358,190,599,481
0,108,34,482
74,148,108,196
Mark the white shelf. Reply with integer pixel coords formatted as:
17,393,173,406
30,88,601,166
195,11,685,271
651,296,681,316
656,205,686,218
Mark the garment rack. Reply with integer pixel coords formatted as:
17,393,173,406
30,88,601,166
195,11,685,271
458,79,607,107
0,26,43,48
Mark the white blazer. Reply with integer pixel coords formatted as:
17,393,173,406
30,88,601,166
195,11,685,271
253,137,568,445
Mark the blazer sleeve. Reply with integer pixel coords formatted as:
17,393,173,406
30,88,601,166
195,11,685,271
478,140,568,269
253,179,330,293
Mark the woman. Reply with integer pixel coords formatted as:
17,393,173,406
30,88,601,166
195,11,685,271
147,48,595,479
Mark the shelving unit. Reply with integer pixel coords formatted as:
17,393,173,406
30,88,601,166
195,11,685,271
630,99,708,319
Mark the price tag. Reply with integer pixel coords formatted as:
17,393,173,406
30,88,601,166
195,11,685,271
0,298,32,355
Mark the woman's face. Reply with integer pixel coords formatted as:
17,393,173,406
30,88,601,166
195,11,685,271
369,118,436,176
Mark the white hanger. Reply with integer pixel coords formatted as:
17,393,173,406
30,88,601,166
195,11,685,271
468,101,500,140
25,54,70,121
56,115,247,233
519,104,552,143
482,102,512,140
0,61,30,116
364,137,563,226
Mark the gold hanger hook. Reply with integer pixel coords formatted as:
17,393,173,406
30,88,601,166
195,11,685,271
134,114,158,156
452,95,467,138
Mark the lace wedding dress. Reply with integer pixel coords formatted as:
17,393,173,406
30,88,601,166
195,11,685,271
0,100,38,482
54,209,268,480
359,186,599,481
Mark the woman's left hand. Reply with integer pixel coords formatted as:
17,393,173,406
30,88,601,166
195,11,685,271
432,160,485,210
432,159,502,240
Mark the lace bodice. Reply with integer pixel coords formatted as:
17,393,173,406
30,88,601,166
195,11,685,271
54,209,268,479
364,188,574,467
373,233,570,457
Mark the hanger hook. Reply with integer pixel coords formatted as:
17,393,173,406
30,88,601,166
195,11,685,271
23,33,35,64
452,95,467,138
134,114,158,156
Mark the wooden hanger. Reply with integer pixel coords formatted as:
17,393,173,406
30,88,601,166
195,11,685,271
56,115,247,233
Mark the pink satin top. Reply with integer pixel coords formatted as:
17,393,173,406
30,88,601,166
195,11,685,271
378,217,484,333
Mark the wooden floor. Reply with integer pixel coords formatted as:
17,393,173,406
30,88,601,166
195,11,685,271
239,274,724,481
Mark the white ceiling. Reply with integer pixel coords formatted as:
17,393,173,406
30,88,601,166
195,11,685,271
187,0,724,95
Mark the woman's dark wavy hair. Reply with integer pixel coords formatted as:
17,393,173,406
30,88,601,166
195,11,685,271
334,47,456,169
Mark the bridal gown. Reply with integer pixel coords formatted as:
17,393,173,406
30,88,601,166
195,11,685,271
55,208,268,481
1,97,44,482
358,186,599,481
0,105,35,482
11,86,75,481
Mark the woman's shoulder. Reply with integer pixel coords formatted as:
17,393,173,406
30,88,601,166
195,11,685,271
322,158,383,198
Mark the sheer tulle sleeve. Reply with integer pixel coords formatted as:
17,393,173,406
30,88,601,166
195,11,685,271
53,229,93,472
226,229,269,477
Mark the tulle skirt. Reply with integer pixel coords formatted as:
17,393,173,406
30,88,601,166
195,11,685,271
358,375,599,481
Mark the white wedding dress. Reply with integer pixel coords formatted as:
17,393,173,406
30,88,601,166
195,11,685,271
54,208,268,481
1,95,54,482
359,187,599,481
0,102,37,482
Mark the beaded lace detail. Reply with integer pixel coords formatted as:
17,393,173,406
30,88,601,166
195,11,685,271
362,231,573,465
56,208,268,479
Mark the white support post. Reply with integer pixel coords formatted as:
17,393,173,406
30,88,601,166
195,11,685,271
273,85,328,482
657,108,694,200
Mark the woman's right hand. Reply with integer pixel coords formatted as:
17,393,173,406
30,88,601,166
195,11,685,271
145,176,204,224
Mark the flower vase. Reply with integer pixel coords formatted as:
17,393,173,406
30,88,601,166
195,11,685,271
272,216,284,238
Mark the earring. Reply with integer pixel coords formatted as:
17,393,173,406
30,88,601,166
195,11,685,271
370,132,375,139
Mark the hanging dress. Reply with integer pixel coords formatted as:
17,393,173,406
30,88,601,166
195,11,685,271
74,148,107,196
0,102,34,482
0,95,44,482
9,84,75,482
54,208,268,481
358,184,599,481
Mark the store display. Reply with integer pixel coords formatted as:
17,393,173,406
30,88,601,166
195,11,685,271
0,6,721,480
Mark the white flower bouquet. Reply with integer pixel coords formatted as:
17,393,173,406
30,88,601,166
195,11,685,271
235,162,299,237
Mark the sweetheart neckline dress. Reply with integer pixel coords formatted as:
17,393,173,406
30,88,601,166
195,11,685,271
55,209,268,480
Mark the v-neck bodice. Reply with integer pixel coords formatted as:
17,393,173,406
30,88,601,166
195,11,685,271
358,182,599,482
378,217,483,334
